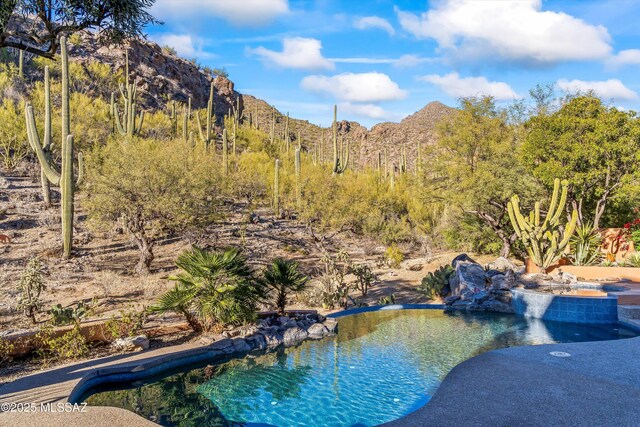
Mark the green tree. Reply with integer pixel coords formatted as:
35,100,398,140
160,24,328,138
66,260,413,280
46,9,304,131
421,96,540,257
150,247,266,331
1,0,158,59
521,95,640,228
262,258,309,314
84,138,221,274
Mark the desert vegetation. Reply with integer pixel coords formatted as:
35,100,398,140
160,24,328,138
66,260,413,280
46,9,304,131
1,27,640,373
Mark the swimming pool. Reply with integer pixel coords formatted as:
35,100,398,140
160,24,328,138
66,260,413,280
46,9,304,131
83,310,638,426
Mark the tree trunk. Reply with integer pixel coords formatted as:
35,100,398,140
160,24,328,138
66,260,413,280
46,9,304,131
500,239,511,258
132,235,154,275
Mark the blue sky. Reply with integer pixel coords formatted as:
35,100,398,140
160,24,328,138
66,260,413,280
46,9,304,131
146,0,640,127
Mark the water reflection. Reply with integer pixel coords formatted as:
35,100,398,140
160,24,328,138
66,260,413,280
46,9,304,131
86,310,637,427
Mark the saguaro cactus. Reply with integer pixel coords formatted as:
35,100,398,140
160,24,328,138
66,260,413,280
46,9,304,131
283,113,289,151
25,37,83,259
169,100,178,137
294,147,301,209
18,49,24,77
196,81,215,150
507,178,578,272
222,128,229,176
270,110,276,144
389,165,395,191
332,105,349,175
37,66,53,207
399,145,407,173
274,159,281,216
112,50,144,137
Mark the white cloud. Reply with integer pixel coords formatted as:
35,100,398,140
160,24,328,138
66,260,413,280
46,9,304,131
248,37,334,71
329,54,435,68
340,102,399,121
556,79,637,100
301,72,407,103
393,54,434,68
153,0,289,27
354,16,395,35
396,0,611,65
419,72,518,100
154,33,214,59
331,57,396,64
608,49,640,68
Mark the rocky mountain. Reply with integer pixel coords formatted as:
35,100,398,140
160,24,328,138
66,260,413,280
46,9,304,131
51,32,455,167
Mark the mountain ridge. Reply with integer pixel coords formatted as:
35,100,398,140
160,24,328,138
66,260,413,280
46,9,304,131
58,31,455,169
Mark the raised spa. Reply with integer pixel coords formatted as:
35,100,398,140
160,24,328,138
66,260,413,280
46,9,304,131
82,310,637,426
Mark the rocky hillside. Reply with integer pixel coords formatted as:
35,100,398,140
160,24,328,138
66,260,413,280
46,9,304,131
66,31,242,121
50,32,454,166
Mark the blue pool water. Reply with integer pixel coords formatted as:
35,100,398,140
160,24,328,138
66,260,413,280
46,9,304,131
85,310,638,426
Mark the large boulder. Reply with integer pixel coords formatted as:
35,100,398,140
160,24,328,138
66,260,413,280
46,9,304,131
323,318,338,334
451,253,478,268
486,257,516,272
258,328,284,348
283,327,309,346
307,323,329,339
112,335,149,351
490,270,516,290
449,261,487,296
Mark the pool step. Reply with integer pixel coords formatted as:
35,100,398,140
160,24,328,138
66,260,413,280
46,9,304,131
618,305,640,322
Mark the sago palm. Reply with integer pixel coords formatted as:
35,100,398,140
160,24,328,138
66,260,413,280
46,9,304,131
150,247,266,331
262,258,309,314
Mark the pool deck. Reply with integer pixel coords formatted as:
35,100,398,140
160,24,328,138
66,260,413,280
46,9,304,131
0,316,639,426
388,320,640,427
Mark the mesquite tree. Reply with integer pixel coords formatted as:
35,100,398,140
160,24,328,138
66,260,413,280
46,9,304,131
1,0,157,59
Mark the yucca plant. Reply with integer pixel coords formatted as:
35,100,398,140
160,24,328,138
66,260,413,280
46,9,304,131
262,258,309,314
569,222,603,266
149,247,266,332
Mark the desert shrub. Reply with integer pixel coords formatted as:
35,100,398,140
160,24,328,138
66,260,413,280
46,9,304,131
150,247,266,331
161,45,177,56
384,244,404,268
569,223,603,266
378,294,396,305
103,309,147,340
142,110,175,140
0,97,28,169
262,258,309,314
17,257,46,324
418,265,455,299
0,338,14,367
84,138,223,274
231,152,272,207
351,263,376,297
36,325,89,364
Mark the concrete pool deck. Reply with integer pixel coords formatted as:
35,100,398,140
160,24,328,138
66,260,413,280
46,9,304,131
1,318,639,427
388,320,640,427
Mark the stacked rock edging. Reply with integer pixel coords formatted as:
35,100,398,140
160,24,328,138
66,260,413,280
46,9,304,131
198,313,338,356
444,255,520,313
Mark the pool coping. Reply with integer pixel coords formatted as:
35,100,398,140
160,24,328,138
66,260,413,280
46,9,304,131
1,307,639,426
326,303,445,318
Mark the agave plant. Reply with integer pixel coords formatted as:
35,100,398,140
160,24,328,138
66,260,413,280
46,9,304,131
569,223,603,266
262,258,309,314
150,247,266,331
